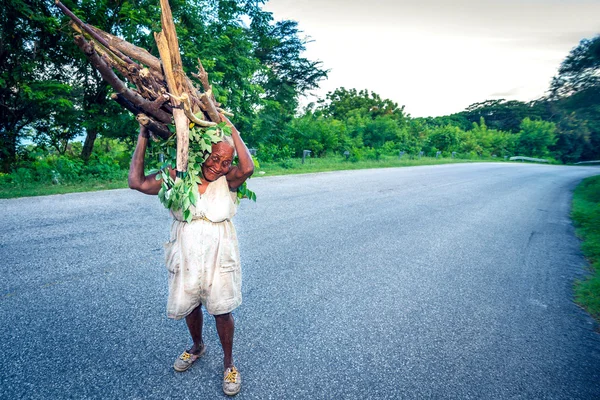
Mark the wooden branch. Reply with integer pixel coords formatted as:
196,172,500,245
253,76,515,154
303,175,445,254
110,93,141,115
74,36,172,124
155,24,189,173
193,59,217,104
111,94,171,139
200,92,221,123
168,93,217,127
72,22,163,103
217,108,234,117
136,114,172,139
87,25,163,73
56,1,137,67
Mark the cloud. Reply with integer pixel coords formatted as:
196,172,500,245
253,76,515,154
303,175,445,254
265,0,600,116
489,87,526,98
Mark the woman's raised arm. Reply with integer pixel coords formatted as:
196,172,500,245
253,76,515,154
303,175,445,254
128,125,166,195
223,116,254,190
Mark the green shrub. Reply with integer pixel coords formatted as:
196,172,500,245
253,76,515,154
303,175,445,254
279,159,294,169
257,144,293,163
348,147,363,163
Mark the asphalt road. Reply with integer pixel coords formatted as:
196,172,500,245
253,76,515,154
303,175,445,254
1,162,600,399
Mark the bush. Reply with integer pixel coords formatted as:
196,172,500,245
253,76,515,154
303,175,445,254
348,147,363,163
279,159,294,169
257,144,293,163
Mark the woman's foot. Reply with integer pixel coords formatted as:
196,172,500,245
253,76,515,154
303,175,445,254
173,343,206,372
223,365,241,396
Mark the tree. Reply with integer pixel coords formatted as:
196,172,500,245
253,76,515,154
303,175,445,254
362,116,404,149
550,35,600,98
459,99,546,133
288,111,344,156
319,88,406,122
247,15,328,150
517,118,557,157
251,18,328,113
0,0,78,172
552,113,591,163
549,35,600,161
424,125,461,155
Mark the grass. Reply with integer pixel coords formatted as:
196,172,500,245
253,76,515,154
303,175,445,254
0,155,495,199
256,154,486,176
0,179,130,199
572,175,600,321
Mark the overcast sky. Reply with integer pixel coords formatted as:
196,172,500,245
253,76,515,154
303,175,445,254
262,0,600,117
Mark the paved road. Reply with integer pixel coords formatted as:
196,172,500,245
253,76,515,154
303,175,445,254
1,163,599,399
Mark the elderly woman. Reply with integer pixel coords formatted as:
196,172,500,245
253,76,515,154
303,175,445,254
128,116,253,396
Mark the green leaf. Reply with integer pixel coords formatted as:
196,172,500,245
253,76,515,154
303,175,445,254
189,187,197,206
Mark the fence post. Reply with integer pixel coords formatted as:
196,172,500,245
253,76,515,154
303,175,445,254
302,150,312,164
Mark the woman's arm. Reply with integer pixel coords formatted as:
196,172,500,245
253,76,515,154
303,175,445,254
128,125,172,195
223,116,254,190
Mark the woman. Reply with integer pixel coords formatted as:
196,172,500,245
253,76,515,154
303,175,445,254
128,115,254,396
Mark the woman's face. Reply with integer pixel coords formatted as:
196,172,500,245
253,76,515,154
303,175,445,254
201,141,234,181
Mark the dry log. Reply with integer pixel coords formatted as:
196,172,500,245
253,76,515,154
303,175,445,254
87,25,163,73
157,0,191,174
200,92,221,123
110,94,171,140
55,1,137,67
56,0,238,175
192,59,217,105
74,35,172,125
136,114,172,139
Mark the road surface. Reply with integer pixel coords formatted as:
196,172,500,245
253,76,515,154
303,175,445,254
1,162,599,399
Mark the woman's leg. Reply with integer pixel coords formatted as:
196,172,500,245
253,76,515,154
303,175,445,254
185,304,204,353
214,312,234,368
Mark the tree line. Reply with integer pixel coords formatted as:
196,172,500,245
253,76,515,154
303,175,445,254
1,0,598,179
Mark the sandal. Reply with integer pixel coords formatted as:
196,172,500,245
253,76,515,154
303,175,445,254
223,365,241,396
173,344,206,372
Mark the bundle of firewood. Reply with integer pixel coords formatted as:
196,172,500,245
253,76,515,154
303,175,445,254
55,0,229,173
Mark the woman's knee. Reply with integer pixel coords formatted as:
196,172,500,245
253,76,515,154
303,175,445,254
214,312,232,322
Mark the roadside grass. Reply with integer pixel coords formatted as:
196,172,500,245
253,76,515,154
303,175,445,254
572,175,600,321
0,178,130,198
0,155,500,199
256,155,484,176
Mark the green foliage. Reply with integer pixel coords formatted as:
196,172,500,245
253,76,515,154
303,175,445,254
459,99,547,133
150,123,255,222
319,88,406,122
0,137,125,186
288,113,344,156
152,124,227,222
1,0,327,169
256,143,293,163
0,0,79,172
4,3,597,175
550,35,600,161
517,118,557,157
424,125,461,155
551,35,600,98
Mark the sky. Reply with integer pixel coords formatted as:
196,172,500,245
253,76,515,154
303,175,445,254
262,0,600,117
